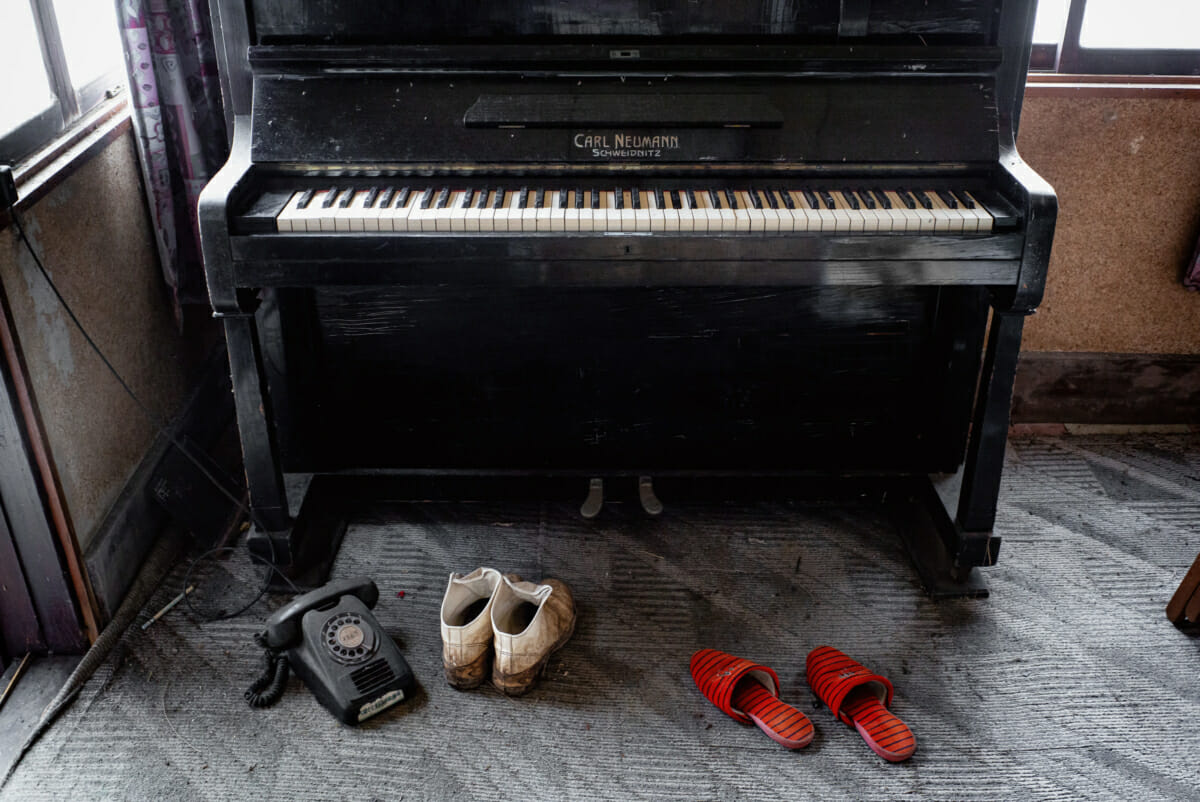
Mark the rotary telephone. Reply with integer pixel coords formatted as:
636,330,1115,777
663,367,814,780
246,577,415,724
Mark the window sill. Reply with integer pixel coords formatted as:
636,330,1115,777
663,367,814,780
1026,74,1200,98
1,96,131,231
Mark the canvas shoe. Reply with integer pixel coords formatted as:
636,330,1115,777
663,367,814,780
490,575,576,696
440,567,515,689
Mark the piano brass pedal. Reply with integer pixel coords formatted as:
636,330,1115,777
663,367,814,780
638,476,664,516
580,478,605,519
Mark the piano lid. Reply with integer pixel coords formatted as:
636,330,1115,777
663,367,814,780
248,0,998,46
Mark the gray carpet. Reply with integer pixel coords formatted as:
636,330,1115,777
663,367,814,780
4,433,1200,801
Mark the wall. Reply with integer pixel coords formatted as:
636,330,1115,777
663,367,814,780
0,130,190,552
1017,94,1200,354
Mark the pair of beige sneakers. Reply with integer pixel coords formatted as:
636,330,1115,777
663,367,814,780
439,568,576,696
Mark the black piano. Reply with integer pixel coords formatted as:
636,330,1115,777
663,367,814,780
199,0,1055,595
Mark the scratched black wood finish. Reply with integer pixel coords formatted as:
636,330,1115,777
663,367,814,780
251,75,999,166
248,0,995,43
257,286,986,474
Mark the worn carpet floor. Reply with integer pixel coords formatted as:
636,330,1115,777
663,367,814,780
3,432,1200,801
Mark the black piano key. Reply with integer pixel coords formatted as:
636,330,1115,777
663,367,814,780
435,187,451,209
937,190,958,209
632,188,642,210
763,189,779,209
801,189,819,209
659,189,669,209
297,189,315,209
461,189,475,208
667,190,681,210
748,188,763,209
820,191,836,210
338,189,354,208
724,189,738,209
896,188,917,209
396,187,412,208
363,188,379,208
857,188,876,209
321,187,339,208
614,188,624,210
590,189,600,209
707,189,721,208
953,190,976,209
778,190,795,210
418,188,435,209
840,190,860,210
379,187,397,208
517,187,529,209
558,188,568,208
686,189,698,209
492,188,506,209
871,188,892,209
917,191,934,210
575,188,585,209
535,188,545,208
476,189,489,209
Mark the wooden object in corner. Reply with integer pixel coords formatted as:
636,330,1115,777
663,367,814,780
1166,552,1200,626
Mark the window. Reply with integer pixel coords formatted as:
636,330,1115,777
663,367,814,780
1031,0,1200,75
0,0,125,165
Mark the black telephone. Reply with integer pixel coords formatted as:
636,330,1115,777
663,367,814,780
246,577,415,724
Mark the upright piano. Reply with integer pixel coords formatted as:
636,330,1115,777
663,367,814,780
199,0,1055,595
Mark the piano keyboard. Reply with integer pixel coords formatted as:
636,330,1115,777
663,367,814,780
274,186,994,234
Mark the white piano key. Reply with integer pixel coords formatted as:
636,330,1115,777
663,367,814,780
276,191,305,232
739,191,765,233
661,191,681,232
578,191,596,232
564,190,581,232
960,191,993,233
633,190,651,232
520,189,539,232
549,190,567,232
756,191,782,233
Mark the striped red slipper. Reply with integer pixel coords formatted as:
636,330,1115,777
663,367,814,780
690,648,814,749
805,646,916,762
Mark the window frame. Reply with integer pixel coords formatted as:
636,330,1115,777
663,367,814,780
1030,0,1200,75
0,0,125,166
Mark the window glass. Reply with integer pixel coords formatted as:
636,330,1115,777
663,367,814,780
53,0,123,87
1032,0,1071,44
1080,0,1200,49
1,0,56,137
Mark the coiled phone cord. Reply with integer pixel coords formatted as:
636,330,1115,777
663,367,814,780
244,632,290,708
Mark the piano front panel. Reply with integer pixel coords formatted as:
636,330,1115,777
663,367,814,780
248,0,997,45
260,285,986,475
250,75,998,166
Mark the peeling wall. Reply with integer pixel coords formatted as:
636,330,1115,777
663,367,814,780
1018,95,1200,354
0,131,190,551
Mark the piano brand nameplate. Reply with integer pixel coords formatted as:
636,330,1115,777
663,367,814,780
570,131,737,161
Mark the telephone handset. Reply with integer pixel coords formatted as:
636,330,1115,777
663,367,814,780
247,577,415,724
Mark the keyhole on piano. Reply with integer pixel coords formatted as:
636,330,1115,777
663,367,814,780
624,245,631,254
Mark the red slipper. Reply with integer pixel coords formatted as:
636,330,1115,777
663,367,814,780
806,646,916,762
690,648,814,749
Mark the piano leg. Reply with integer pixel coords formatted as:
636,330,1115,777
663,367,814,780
224,314,291,534
892,310,1024,598
957,311,1025,536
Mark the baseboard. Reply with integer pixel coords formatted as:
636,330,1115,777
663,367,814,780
83,348,234,623
1013,351,1200,424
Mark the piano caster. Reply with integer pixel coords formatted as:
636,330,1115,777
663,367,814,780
638,475,664,517
580,477,605,519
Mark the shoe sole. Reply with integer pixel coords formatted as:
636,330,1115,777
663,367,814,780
444,648,491,691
